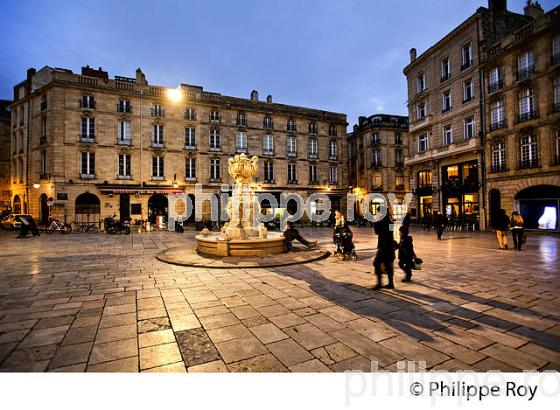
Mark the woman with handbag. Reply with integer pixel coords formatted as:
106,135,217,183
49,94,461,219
510,211,525,251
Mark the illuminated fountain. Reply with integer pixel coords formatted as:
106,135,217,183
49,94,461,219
196,153,286,257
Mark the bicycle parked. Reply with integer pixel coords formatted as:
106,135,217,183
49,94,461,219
73,222,99,233
45,218,72,234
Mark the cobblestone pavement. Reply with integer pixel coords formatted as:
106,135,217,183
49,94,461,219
0,227,558,372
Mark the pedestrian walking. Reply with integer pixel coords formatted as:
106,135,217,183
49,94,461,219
398,225,416,282
422,214,431,231
402,212,411,229
373,212,396,290
510,211,525,251
334,209,345,228
495,208,510,250
433,211,446,240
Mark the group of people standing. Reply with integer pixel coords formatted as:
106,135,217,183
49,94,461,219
372,211,416,290
283,207,527,290
494,209,525,251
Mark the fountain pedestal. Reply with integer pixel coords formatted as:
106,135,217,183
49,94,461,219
196,153,287,257
196,234,286,257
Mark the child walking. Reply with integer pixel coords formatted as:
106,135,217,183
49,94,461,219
398,226,416,282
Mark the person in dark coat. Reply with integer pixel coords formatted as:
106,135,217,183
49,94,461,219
495,208,510,250
510,211,524,251
373,212,396,290
433,211,446,240
398,225,415,282
402,212,411,229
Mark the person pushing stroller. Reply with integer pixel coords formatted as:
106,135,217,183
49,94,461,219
333,221,357,261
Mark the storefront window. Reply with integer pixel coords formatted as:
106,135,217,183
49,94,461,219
445,165,459,181
441,160,480,228
463,162,478,184
419,196,433,218
462,193,479,216
445,198,460,219
418,170,432,187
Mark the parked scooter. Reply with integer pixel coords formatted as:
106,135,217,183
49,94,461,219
104,214,131,235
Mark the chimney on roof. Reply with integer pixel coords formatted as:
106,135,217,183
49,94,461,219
409,48,417,62
81,65,108,81
524,0,544,18
135,68,146,85
488,0,507,12
266,95,272,103
250,90,259,101
26,67,36,81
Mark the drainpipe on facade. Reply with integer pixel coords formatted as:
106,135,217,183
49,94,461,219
24,85,32,216
476,16,488,231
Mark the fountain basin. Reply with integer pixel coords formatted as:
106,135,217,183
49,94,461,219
196,232,286,257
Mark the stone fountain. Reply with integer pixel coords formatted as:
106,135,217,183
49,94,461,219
196,153,287,257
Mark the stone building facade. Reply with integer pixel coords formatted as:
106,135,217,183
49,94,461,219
0,100,11,209
10,66,347,227
347,114,409,215
403,0,531,229
482,4,560,231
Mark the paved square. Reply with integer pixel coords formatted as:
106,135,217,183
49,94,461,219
0,227,558,372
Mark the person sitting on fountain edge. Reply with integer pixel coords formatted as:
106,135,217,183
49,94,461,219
283,221,317,251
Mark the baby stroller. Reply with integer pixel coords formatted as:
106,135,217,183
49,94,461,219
332,224,358,261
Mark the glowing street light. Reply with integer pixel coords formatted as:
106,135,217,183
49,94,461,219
166,87,183,103
33,183,40,189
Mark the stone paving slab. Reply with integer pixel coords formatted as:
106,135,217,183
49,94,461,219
0,228,559,372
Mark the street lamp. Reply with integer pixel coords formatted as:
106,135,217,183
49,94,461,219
33,183,40,189
166,87,183,103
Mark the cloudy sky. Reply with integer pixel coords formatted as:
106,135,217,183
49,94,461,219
0,0,555,128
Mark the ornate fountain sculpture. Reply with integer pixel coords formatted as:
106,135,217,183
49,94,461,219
221,154,262,240
196,153,285,257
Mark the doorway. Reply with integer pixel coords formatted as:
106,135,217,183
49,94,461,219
39,194,49,225
119,194,130,221
13,195,21,214
148,194,168,228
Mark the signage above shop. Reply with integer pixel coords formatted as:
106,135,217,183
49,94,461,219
98,187,184,195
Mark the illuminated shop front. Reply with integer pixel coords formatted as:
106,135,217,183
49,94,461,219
515,185,560,231
415,170,433,222
441,160,480,229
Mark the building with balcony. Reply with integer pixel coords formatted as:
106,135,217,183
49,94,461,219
347,114,409,215
403,0,532,229
9,65,347,227
0,100,12,209
482,3,560,231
